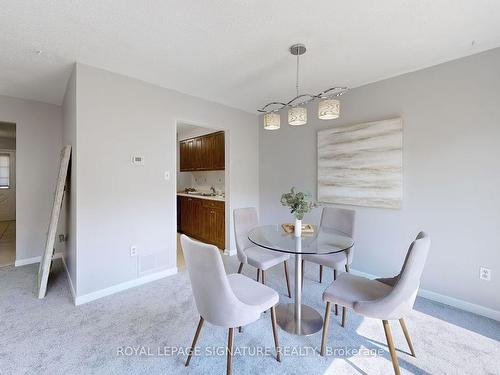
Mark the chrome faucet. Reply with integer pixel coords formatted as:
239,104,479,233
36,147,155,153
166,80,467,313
210,186,216,195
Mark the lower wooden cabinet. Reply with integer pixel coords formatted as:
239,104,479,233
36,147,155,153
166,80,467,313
180,196,202,236
178,196,225,249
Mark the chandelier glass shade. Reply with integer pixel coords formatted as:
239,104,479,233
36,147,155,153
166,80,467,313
288,106,307,126
263,112,280,130
259,43,348,129
318,98,340,120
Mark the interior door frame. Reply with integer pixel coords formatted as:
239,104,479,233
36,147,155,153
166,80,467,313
0,121,16,266
0,148,16,267
174,120,231,260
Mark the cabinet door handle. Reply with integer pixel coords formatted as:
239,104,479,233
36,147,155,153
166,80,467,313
211,210,214,214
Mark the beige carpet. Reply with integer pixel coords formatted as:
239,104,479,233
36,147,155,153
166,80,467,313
0,220,15,267
1,258,499,374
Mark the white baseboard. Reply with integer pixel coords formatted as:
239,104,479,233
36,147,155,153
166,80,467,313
15,252,64,267
416,288,500,321
61,256,77,302
350,268,500,322
74,267,178,306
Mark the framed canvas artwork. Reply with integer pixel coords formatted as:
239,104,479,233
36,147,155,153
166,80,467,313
318,118,402,209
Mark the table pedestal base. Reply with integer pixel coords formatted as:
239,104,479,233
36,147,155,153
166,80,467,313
275,303,324,336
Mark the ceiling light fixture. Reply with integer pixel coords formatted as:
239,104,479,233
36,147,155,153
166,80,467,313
258,43,348,129
263,111,280,130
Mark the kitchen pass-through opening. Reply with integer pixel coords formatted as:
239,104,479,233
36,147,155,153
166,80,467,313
0,122,16,267
175,122,228,270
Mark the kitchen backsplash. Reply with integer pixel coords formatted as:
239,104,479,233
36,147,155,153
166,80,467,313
177,170,225,193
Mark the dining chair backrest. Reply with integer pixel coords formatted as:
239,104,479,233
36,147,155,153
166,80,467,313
320,207,356,264
180,235,257,326
233,207,259,264
354,232,431,319
393,231,430,300
320,207,355,236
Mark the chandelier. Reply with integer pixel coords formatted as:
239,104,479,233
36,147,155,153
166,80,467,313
258,44,348,130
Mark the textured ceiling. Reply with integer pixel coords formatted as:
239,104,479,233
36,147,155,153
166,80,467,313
1,0,500,113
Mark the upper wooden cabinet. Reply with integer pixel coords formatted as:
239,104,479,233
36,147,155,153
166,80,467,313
179,131,225,171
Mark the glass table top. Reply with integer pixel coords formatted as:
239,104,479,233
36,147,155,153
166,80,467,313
248,225,354,255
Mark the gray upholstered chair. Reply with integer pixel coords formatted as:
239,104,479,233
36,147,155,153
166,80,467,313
181,235,281,375
233,207,291,298
302,207,355,316
320,232,431,375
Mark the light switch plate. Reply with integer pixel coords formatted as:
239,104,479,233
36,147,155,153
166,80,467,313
130,246,138,257
164,171,170,180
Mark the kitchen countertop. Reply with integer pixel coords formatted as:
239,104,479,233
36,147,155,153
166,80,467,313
177,192,225,202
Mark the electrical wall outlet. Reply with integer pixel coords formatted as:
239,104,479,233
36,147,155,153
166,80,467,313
130,246,138,257
480,267,491,281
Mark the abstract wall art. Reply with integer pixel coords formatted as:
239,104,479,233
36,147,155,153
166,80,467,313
318,118,403,209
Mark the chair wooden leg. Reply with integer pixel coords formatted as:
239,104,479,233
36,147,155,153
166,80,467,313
319,265,323,283
341,306,346,327
186,316,204,367
257,269,260,282
321,302,331,356
399,318,416,357
260,270,268,313
334,269,338,315
382,320,401,375
301,259,304,289
270,306,281,362
237,262,243,274
227,327,234,375
284,261,291,298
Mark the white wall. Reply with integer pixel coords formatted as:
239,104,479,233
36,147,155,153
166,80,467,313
259,48,500,313
62,67,78,293
0,95,64,261
73,64,258,297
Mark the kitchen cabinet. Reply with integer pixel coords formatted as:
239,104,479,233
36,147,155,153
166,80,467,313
178,196,225,249
180,196,202,236
179,131,225,171
212,132,225,170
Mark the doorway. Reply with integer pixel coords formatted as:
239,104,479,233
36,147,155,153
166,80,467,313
0,122,16,267
175,122,229,270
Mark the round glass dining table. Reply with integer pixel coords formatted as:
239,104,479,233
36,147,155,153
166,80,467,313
248,224,354,336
